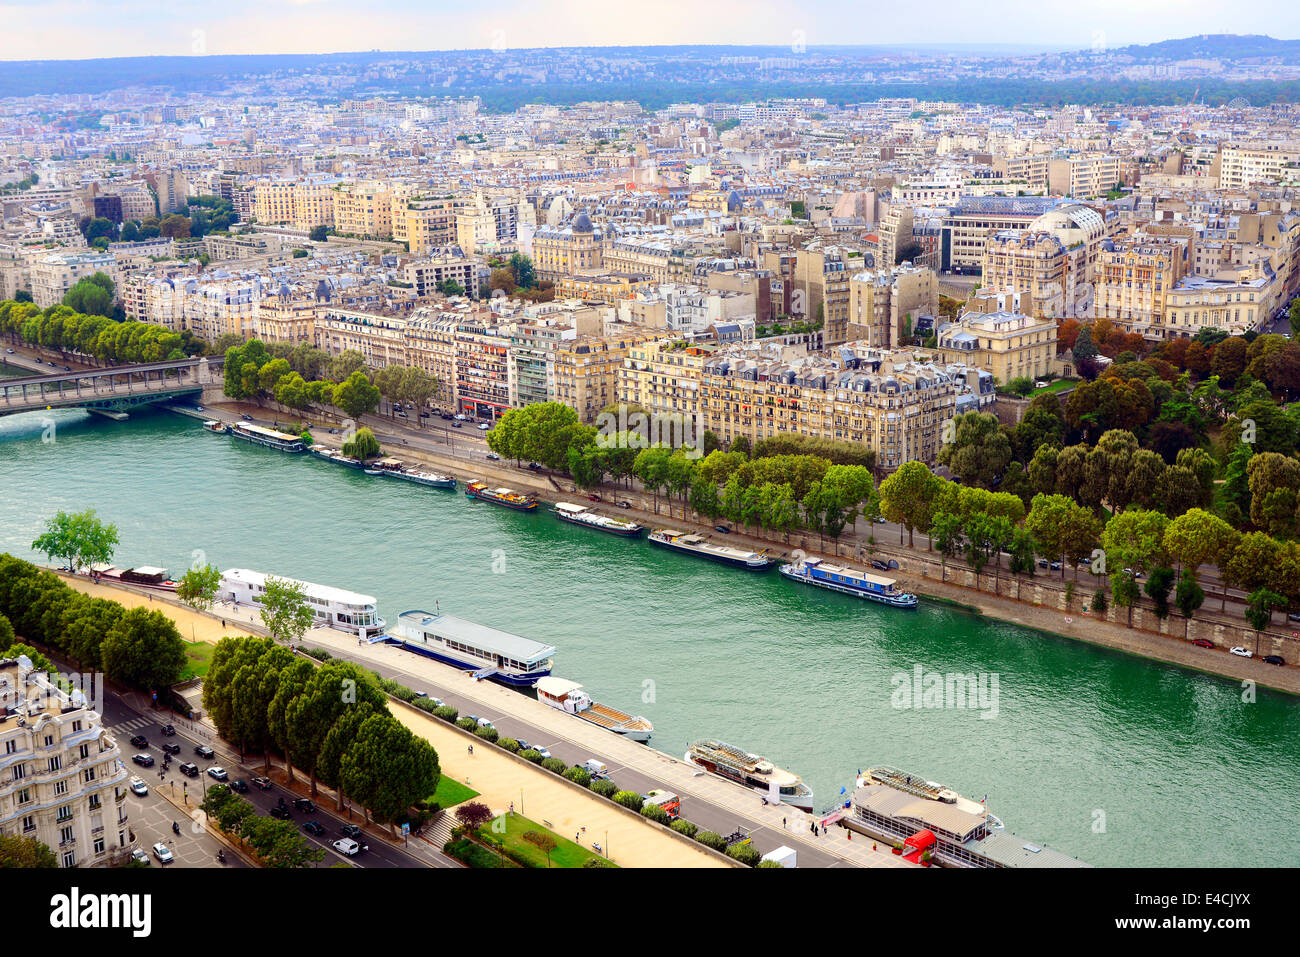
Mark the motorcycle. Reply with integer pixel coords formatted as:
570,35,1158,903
171,821,180,835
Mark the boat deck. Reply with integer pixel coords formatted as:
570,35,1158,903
586,702,652,733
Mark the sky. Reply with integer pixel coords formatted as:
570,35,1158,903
1,0,1298,61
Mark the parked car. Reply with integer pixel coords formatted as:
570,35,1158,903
269,805,291,819
240,414,253,421
207,766,228,781
251,776,273,790
515,739,532,752
129,776,148,796
152,843,173,865
413,691,428,698
131,848,150,865
452,420,462,428
303,820,326,836
340,823,362,839
1034,380,1048,388
533,745,552,759
293,798,317,813
714,524,732,534
1229,647,1253,658
527,462,544,471
178,762,199,778
131,753,154,767
161,742,180,755
485,452,500,460
1191,638,1215,649
870,560,890,571
194,744,214,759
1263,654,1286,666
230,779,249,794
616,500,632,509
475,717,494,730
129,734,148,748
453,413,467,421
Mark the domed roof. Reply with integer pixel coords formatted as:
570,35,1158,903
572,211,594,233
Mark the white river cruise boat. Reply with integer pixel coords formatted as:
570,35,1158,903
685,739,813,810
535,676,653,741
219,568,384,639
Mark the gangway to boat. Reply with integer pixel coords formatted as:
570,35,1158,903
471,666,500,681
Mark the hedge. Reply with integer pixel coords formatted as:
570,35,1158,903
669,818,698,839
641,803,669,825
519,749,544,764
455,717,479,732
497,737,520,753
474,725,499,742
695,830,727,851
563,766,592,787
727,843,761,867
432,705,458,722
589,778,618,798
612,790,644,811
541,757,568,775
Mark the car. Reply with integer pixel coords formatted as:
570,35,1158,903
1263,654,1286,666
870,560,890,571
159,725,176,736
616,500,632,509
178,762,199,778
3,348,12,354
1034,380,1048,388
194,744,214,759
714,524,732,534
395,410,408,418
533,745,552,759
230,779,249,793
333,838,361,857
1037,559,1049,569
875,516,888,524
1229,647,1253,658
129,734,148,748
130,848,150,865
452,420,462,428
293,798,317,813
207,766,228,781
303,821,326,836
152,843,173,864
240,413,253,421
527,462,544,471
62,365,71,372
340,823,362,839
477,422,491,431
413,690,428,698
1191,638,1215,649
161,742,180,755
515,739,531,752
129,776,148,796
132,753,154,767
485,452,501,460
1049,561,1062,571
475,717,494,730
270,805,291,819
251,776,273,790
453,413,467,421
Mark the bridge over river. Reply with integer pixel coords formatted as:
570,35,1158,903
0,356,223,418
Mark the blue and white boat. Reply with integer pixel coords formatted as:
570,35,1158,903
779,556,918,607
380,610,555,688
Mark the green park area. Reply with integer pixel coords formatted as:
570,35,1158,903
431,776,478,808
478,812,615,868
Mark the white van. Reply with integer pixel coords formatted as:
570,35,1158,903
582,759,610,779
332,838,360,857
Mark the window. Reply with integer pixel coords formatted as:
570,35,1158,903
62,851,75,868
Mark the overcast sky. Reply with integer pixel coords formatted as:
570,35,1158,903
2,0,1297,61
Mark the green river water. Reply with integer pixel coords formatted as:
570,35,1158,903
1,385,1297,867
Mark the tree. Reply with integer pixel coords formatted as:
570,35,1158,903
1025,494,1099,580
101,607,187,692
1163,508,1239,590
333,370,381,421
342,427,381,461
285,661,388,794
259,577,316,646
176,563,221,614
455,801,494,831
937,411,1012,488
63,274,115,317
930,512,965,582
309,225,330,242
31,508,119,572
879,461,941,548
0,834,58,868
338,713,440,829
1144,567,1176,620
1245,588,1286,653
1174,570,1204,636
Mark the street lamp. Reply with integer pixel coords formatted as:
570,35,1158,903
519,788,524,816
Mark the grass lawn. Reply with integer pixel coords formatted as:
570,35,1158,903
479,813,616,868
1034,378,1079,394
444,836,516,868
180,640,214,680
430,775,478,808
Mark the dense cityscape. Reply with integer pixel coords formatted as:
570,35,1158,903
0,8,1292,929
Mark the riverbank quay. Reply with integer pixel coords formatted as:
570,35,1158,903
190,400,1300,695
52,573,734,868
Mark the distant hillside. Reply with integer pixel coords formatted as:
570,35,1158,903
1105,34,1300,62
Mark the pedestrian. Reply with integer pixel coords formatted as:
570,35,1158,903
509,802,514,815
782,817,786,829
467,744,473,756
847,830,852,841
873,843,878,851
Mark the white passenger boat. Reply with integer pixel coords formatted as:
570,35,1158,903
380,610,554,688
685,739,813,810
648,529,770,569
535,676,653,741
553,502,643,537
219,568,384,639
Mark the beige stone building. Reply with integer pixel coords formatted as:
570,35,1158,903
333,181,394,239
932,310,1059,384
554,329,659,422
847,264,939,348
1093,235,1190,337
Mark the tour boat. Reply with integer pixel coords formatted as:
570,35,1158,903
535,676,653,742
464,480,538,511
381,609,554,688
219,568,384,639
202,419,229,435
553,502,643,537
384,469,457,490
98,565,179,592
648,529,770,570
230,421,305,453
685,740,813,811
856,766,1002,828
779,556,918,607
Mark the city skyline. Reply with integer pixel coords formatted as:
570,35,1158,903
4,0,1299,61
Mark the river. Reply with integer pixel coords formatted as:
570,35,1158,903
1,402,1297,867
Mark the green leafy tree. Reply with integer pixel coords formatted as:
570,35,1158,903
1245,588,1286,653
342,426,381,460
879,461,942,548
31,509,119,572
101,607,187,693
1174,570,1204,636
937,412,1012,488
176,563,221,614
259,576,316,646
0,834,58,868
333,370,381,421
1144,567,1176,620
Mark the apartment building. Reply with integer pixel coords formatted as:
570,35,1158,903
1093,235,1190,337
942,196,1066,273
29,250,117,308
315,308,409,369
618,337,716,420
1217,143,1300,190
533,212,603,281
0,656,131,869
405,254,484,298
991,154,1051,191
1162,266,1283,339
405,309,460,406
454,316,512,421
792,246,852,345
1048,153,1122,199
846,264,939,348
554,329,659,422
393,197,458,256
254,298,318,345
333,181,394,238
932,310,1058,384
